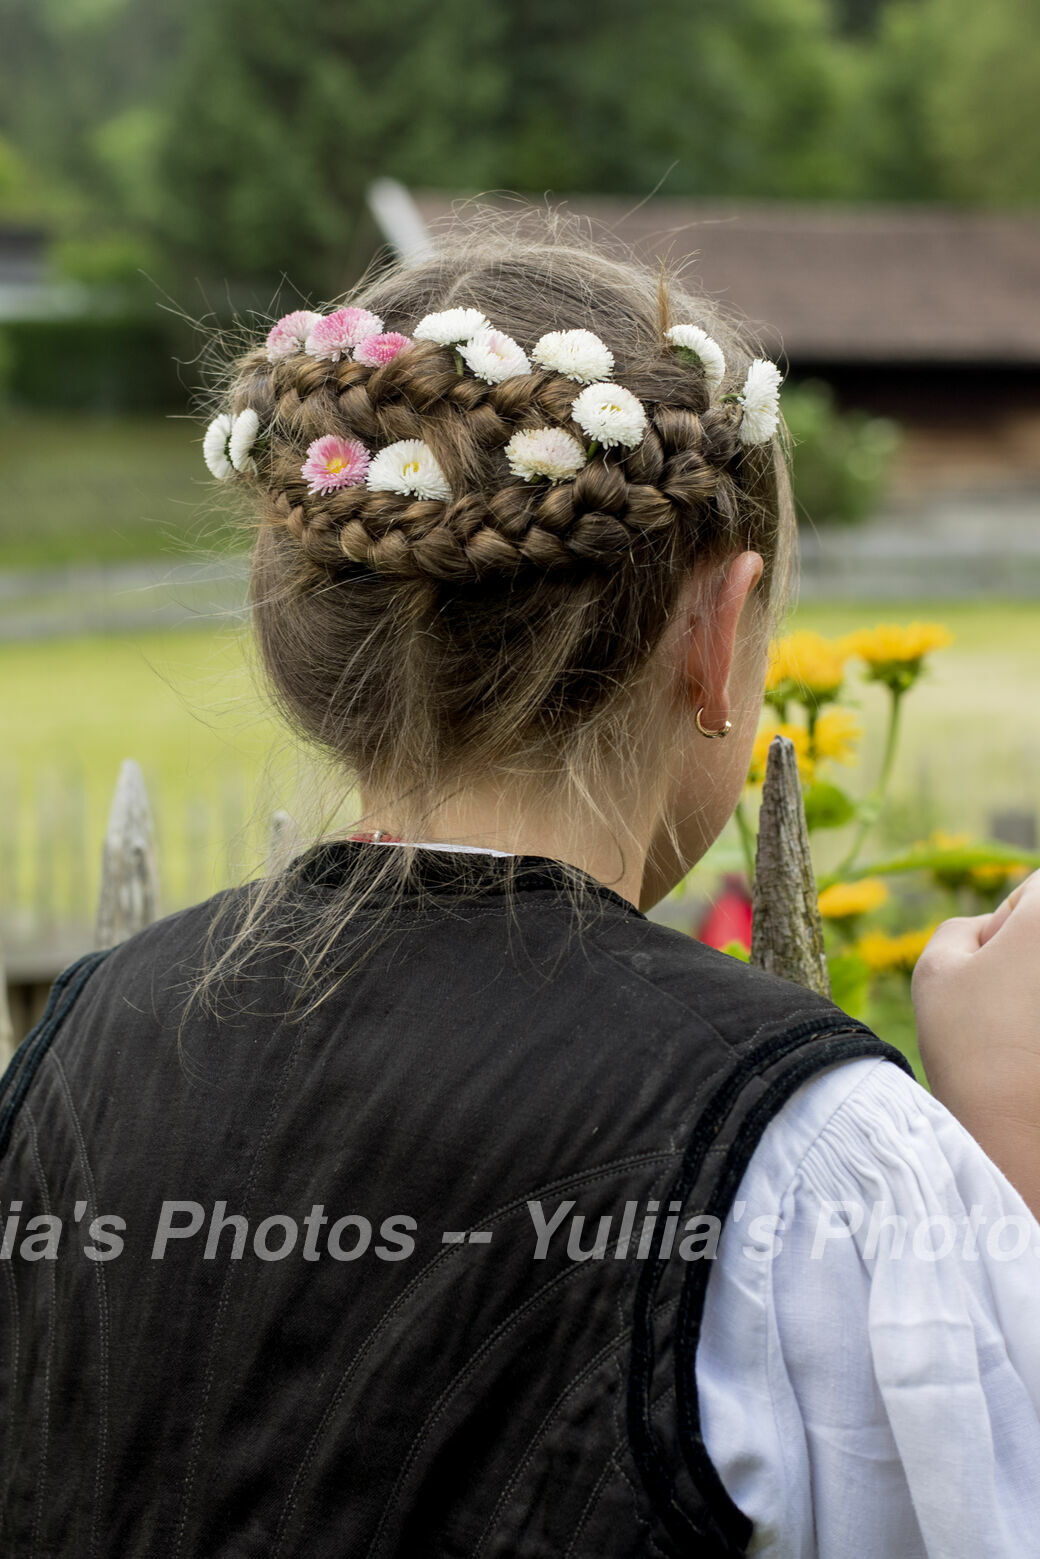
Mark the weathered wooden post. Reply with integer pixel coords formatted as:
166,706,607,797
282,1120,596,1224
750,734,830,997
95,759,159,950
0,934,15,1068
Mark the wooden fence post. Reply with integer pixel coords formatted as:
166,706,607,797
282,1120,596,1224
95,760,159,950
750,735,831,997
0,934,15,1068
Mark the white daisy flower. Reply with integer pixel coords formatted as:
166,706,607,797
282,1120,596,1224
737,358,783,445
366,439,452,503
413,308,490,346
203,413,234,481
570,382,648,451
458,328,531,385
505,427,588,484
228,408,261,475
664,324,727,395
531,329,614,385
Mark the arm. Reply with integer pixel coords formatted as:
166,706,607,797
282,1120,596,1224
698,1056,1040,1559
912,870,1040,1220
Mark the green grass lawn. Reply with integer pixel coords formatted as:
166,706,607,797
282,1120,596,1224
0,625,311,931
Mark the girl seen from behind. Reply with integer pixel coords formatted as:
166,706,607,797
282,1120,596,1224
2,209,1039,1558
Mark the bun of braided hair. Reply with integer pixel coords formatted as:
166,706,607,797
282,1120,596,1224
183,208,794,1027
235,339,745,586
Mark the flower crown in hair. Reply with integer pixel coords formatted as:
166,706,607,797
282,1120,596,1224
203,306,783,499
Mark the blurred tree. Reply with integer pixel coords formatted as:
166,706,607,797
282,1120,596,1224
152,0,871,293
0,0,181,286
831,0,884,34
0,134,44,220
498,0,874,200
916,0,1040,205
155,0,505,295
1,0,1036,302
864,0,1040,204
0,0,179,205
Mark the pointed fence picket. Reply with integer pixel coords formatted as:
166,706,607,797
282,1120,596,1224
0,761,303,1064
94,759,159,950
749,735,831,997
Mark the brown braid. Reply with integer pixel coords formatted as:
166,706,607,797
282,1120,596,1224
225,336,750,585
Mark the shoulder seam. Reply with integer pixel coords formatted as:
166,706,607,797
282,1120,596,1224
792,1053,931,1196
761,1055,894,1207
588,926,852,1065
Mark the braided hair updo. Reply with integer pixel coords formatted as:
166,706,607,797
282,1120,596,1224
206,211,793,810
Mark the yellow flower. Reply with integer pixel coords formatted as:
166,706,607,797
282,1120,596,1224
842,621,953,693
812,708,861,765
970,862,1028,892
765,631,848,705
818,878,889,920
917,830,1028,895
747,722,814,787
927,828,970,852
856,925,937,975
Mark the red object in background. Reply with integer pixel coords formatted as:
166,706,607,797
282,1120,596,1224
696,874,753,952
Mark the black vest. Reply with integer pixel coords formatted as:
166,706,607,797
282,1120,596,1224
0,842,912,1557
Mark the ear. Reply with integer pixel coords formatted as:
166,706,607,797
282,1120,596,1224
682,551,765,729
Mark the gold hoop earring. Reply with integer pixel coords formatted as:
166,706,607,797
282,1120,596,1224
696,708,733,739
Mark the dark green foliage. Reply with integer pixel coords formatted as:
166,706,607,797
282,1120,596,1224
1,0,1037,298
153,0,504,292
0,0,882,296
0,318,184,411
803,780,858,831
784,379,902,527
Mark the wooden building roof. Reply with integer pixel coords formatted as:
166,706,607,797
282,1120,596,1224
406,192,1040,367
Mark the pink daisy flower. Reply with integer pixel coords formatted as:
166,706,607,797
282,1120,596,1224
265,310,322,362
301,435,371,496
353,331,414,368
304,307,384,362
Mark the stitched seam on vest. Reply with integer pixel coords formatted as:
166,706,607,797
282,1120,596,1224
365,1255,620,1559
471,1255,682,1554
614,1455,678,1559
553,1298,681,1559
564,1453,618,1559
673,1033,915,1551
269,1145,678,1557
626,1016,893,1555
0,950,113,1160
47,1051,110,1559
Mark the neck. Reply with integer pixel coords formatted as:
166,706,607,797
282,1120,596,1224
355,786,658,911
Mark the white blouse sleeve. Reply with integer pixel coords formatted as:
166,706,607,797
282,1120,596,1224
695,1054,1040,1559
